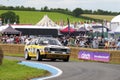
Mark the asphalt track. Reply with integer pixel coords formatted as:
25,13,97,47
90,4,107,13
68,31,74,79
5,56,120,80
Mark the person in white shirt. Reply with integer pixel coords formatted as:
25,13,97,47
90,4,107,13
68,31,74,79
79,38,85,47
25,38,31,45
92,37,99,48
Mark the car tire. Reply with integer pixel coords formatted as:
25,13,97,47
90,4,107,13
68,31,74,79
24,50,31,60
63,56,69,62
36,51,42,61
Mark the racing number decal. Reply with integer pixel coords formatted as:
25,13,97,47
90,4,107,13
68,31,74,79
31,48,36,54
28,47,35,54
31,48,34,53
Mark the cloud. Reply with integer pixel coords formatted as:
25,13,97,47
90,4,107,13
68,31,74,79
23,0,79,9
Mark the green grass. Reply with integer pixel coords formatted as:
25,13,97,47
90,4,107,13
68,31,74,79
0,10,115,24
4,53,24,57
81,14,115,21
0,10,85,25
0,59,50,80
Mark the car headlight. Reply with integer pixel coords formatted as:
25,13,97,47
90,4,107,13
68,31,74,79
44,47,50,53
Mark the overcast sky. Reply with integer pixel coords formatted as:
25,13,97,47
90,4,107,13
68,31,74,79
0,0,120,12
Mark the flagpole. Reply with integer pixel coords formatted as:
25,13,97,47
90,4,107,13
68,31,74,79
67,18,70,36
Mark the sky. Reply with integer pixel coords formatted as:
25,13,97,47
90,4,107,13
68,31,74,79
0,0,120,12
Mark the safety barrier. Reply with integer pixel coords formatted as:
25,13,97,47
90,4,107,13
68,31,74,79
70,47,120,63
0,44,120,63
0,44,24,54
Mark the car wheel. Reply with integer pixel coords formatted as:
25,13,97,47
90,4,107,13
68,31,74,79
24,50,31,60
36,51,42,61
63,56,69,62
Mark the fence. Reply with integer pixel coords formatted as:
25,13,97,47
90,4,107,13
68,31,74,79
70,47,120,63
0,44,24,54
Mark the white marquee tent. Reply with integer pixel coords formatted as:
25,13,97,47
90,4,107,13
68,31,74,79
110,15,120,31
111,15,120,23
108,15,120,39
113,26,120,33
36,15,60,27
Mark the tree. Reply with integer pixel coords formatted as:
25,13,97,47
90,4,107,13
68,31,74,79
0,11,19,24
83,9,92,14
72,8,83,17
43,6,49,11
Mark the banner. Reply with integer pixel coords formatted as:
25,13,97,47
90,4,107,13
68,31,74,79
78,50,110,62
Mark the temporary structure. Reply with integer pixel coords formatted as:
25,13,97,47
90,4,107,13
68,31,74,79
111,15,120,23
78,27,87,32
60,27,76,33
110,15,120,31
36,15,59,27
1,25,21,35
0,15,62,36
114,26,120,34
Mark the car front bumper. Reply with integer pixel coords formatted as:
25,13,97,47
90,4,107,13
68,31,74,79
43,53,70,59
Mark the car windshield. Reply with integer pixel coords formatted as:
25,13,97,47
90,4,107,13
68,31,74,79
38,37,62,46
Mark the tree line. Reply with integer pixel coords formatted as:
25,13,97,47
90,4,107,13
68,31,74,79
0,5,120,17
0,5,36,11
40,6,120,16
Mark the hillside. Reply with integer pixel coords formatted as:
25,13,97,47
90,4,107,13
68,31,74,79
0,10,85,25
0,10,115,24
81,14,114,22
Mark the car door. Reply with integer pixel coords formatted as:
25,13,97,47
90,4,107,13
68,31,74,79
29,39,37,56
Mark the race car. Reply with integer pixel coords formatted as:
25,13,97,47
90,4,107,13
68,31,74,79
24,37,71,62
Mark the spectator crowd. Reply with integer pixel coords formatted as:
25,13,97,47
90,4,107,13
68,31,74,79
0,34,120,50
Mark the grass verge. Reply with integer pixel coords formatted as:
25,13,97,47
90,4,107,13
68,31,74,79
0,59,50,80
4,53,24,57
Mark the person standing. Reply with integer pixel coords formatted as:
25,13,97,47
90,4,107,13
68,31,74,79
61,37,68,46
116,38,120,50
79,38,85,47
92,37,99,48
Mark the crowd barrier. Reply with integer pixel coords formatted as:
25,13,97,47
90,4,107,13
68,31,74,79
0,44,24,54
70,47,120,63
0,44,120,63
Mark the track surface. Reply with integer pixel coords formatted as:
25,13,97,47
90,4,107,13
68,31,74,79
5,56,120,80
